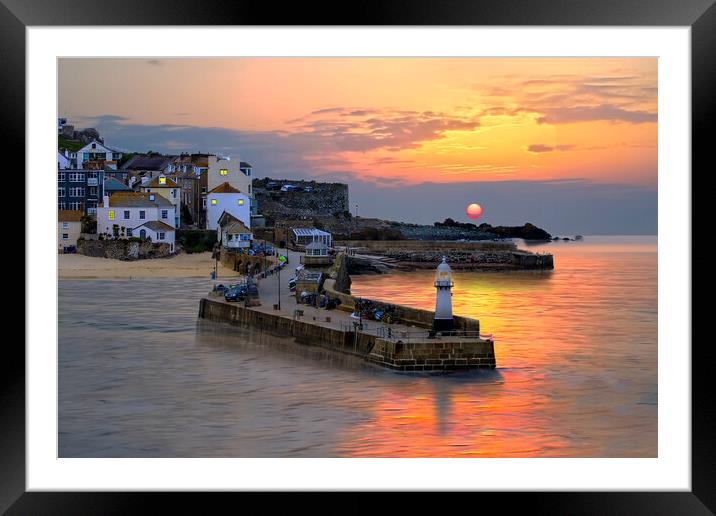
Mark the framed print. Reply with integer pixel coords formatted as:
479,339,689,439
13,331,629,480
4,0,711,512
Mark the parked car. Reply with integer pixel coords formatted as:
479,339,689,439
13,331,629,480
266,181,280,191
224,286,243,302
303,186,313,193
280,184,295,192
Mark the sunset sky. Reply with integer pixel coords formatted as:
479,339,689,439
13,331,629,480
58,58,657,234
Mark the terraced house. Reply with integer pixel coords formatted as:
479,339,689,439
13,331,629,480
58,169,105,215
96,192,176,253
142,175,181,229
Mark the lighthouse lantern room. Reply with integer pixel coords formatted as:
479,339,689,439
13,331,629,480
433,256,454,332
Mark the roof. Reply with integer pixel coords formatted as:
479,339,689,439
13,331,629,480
208,182,242,194
306,240,329,249
146,176,179,188
217,211,251,233
58,210,83,222
121,155,175,171
104,177,131,192
105,192,173,208
297,271,322,283
79,140,122,154
134,220,176,232
239,162,252,168
291,228,332,238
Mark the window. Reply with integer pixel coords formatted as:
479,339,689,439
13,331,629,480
58,172,65,181
62,222,69,228
139,211,146,220
69,172,84,182
58,187,65,197
161,210,168,219
238,199,244,206
219,169,228,176
69,187,85,197
88,187,97,196
158,232,165,240
69,202,81,211
202,198,207,208
159,177,166,185
211,199,217,205
248,185,251,194
91,143,96,149
59,202,66,210
88,171,97,179
124,210,130,219
127,228,133,237
62,233,69,240
108,210,115,220
172,189,177,198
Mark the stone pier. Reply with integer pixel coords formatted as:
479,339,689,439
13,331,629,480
198,296,495,372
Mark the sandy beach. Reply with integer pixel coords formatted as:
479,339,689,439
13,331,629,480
58,252,241,280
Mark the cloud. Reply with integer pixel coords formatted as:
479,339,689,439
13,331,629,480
473,70,657,126
283,107,479,154
527,144,576,153
536,105,657,125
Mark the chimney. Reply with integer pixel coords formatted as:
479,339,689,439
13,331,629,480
103,195,110,207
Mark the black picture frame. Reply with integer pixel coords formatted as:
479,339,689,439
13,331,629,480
3,0,710,512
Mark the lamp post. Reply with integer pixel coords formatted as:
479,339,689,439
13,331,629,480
277,258,281,310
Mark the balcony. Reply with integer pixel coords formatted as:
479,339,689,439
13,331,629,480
87,178,98,186
86,208,97,215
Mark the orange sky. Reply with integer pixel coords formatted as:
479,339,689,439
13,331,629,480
59,57,657,188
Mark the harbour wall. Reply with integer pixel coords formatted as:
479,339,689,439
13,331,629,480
322,278,480,333
198,297,494,372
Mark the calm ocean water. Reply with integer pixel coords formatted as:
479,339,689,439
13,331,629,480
58,235,657,457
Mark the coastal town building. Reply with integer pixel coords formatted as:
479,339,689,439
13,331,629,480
58,150,71,170
76,140,123,170
58,210,83,253
207,154,251,194
301,240,333,266
96,192,176,251
142,175,181,229
132,220,176,252
217,211,253,250
290,227,332,248
58,169,105,215
169,169,205,228
122,154,176,188
206,182,251,231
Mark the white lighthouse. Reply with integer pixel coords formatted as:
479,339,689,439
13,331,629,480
433,256,454,331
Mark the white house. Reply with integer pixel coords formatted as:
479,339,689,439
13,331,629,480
217,211,253,249
96,192,175,251
57,150,71,170
207,154,252,198
133,220,176,252
206,182,251,231
142,175,181,229
58,210,83,252
76,140,123,170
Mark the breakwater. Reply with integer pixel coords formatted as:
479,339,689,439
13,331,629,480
198,297,495,372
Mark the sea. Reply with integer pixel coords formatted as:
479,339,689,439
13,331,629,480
58,235,657,457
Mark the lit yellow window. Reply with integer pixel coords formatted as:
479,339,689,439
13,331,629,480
108,210,115,220
238,199,244,205
211,199,217,205
219,169,228,175
159,177,166,185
